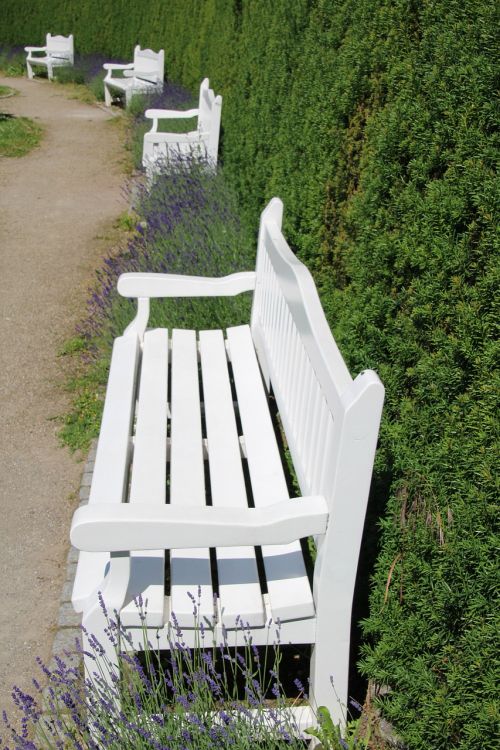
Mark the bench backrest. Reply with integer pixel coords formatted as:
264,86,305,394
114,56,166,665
132,45,164,83
46,33,74,61
196,78,222,162
250,198,384,612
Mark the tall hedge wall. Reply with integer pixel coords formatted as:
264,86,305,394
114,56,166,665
2,2,498,748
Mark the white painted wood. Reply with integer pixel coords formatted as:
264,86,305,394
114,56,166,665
199,329,265,628
142,78,222,176
25,34,74,80
72,333,140,612
169,329,214,627
71,495,328,552
118,271,255,299
310,370,384,720
103,45,164,107
249,197,385,721
227,325,316,622
145,108,199,121
128,593,316,651
120,329,168,627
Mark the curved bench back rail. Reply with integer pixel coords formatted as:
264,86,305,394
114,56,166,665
103,45,164,107
250,199,385,712
70,198,384,728
142,77,222,177
25,33,74,80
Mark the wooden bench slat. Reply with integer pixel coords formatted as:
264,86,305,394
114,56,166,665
121,329,168,626
199,330,265,629
169,329,214,627
226,325,315,622
72,334,140,612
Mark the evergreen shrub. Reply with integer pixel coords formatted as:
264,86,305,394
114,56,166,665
1,2,497,747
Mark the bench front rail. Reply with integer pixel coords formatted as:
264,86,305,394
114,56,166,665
71,198,384,728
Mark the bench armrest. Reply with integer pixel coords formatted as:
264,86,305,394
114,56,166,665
71,496,329,552
118,271,256,299
103,62,134,71
145,108,199,120
25,46,47,53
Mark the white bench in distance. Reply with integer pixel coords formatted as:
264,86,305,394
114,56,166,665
70,198,384,732
25,34,74,81
103,45,164,107
142,77,222,178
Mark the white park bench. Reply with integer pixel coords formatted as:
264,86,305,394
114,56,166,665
70,198,384,731
103,45,164,107
142,77,222,178
25,34,74,81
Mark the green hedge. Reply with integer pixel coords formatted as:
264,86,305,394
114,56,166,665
2,1,498,747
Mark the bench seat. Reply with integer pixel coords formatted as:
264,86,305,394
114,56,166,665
73,323,315,631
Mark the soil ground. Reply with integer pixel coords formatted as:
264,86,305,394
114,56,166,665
0,75,126,722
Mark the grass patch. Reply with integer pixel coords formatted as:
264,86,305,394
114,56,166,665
56,80,99,105
0,113,43,156
0,84,18,97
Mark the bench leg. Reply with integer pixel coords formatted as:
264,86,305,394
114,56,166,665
309,639,349,728
26,61,34,80
309,586,353,730
104,83,113,107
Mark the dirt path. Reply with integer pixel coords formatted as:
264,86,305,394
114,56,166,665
0,76,126,720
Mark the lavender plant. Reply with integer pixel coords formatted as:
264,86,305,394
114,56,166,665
60,154,254,450
52,52,113,99
127,84,196,169
78,154,253,357
1,594,308,749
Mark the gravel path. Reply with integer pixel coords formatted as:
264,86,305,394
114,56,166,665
0,76,126,720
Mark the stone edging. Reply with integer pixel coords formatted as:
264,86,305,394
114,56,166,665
48,440,98,674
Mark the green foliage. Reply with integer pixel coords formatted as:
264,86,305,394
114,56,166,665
2,2,497,747
0,113,43,156
58,357,109,451
0,47,25,76
306,705,370,749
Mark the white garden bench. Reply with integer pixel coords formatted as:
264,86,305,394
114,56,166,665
25,34,74,81
142,77,222,178
103,45,164,107
70,198,384,731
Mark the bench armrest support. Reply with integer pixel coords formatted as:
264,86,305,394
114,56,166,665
71,496,329,552
118,271,256,299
